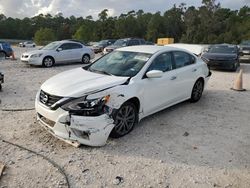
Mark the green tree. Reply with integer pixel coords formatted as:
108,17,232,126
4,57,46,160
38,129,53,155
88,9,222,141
146,12,165,42
34,28,56,45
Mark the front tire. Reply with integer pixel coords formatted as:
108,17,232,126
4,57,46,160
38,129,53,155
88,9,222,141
110,102,138,138
82,54,90,64
42,57,54,68
190,79,204,103
0,51,6,59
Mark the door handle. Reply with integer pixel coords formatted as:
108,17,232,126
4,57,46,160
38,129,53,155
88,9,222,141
192,69,197,72
170,76,177,80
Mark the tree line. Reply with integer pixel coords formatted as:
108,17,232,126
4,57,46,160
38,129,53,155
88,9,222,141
0,0,249,45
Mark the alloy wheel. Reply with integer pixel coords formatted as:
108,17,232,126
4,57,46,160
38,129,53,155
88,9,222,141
113,104,137,137
82,55,90,64
43,57,54,67
191,80,204,102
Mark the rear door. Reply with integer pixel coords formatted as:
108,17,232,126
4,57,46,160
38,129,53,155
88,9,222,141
172,51,199,100
69,43,83,62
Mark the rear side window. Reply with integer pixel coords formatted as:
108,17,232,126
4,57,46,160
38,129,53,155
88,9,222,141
173,51,195,68
147,53,173,72
60,43,82,50
70,43,83,49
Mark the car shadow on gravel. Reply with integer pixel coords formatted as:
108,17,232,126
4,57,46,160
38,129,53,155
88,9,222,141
99,89,250,170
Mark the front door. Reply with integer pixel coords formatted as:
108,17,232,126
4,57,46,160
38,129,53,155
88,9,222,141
55,43,74,63
139,52,178,115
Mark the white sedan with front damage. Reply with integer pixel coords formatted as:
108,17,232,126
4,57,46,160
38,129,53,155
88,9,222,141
35,45,211,146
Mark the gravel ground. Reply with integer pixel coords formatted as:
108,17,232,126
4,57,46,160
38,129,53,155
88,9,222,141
0,47,250,188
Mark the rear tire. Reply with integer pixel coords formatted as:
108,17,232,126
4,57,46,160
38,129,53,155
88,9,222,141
42,56,54,68
82,54,90,64
190,79,204,103
110,102,138,138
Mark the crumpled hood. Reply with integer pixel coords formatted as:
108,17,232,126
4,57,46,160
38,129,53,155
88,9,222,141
202,53,237,61
41,68,129,97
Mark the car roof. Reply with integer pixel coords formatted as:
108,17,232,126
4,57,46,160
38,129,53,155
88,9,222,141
210,44,237,48
166,43,208,55
61,39,85,45
116,45,189,54
117,38,144,41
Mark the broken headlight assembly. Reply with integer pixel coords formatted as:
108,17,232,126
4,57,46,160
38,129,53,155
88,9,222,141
61,95,110,116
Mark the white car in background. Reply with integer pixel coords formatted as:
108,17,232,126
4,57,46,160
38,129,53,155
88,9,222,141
35,45,211,146
19,41,36,48
21,40,95,67
166,43,209,56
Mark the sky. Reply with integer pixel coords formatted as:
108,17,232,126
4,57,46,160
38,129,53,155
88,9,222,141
0,0,249,19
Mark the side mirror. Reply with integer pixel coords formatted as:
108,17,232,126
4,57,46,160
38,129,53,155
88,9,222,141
57,48,62,52
146,70,163,78
238,51,243,56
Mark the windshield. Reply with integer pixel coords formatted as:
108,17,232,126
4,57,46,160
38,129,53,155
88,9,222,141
88,51,152,77
113,39,127,47
241,41,250,45
208,46,237,54
42,42,60,50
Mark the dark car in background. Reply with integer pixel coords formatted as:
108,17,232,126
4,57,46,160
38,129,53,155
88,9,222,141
201,44,240,71
239,40,250,63
103,38,146,54
0,41,13,59
92,39,116,53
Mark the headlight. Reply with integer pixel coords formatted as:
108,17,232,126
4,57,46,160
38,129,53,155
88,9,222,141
30,53,43,58
61,95,110,116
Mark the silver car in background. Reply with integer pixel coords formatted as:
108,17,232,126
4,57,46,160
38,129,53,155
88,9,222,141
21,40,95,67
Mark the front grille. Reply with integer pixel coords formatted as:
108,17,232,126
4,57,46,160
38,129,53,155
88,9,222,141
39,90,62,107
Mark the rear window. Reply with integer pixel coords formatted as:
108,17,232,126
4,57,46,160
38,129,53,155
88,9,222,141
208,46,237,54
173,51,195,68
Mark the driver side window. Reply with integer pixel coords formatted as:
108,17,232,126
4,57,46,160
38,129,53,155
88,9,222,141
147,53,173,72
59,43,70,50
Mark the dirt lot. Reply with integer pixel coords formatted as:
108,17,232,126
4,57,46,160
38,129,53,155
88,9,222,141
0,47,250,188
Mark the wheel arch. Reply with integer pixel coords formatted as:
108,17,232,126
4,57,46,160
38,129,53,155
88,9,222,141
196,77,205,85
42,55,55,67
0,50,7,56
82,53,90,58
124,97,140,113
43,55,55,63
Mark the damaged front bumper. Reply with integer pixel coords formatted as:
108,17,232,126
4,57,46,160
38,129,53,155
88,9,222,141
35,101,115,147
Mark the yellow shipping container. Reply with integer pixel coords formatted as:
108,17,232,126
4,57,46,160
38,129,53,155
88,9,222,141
157,38,174,45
